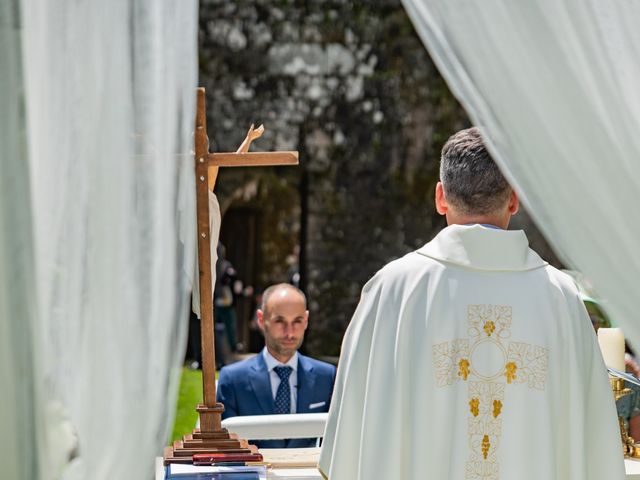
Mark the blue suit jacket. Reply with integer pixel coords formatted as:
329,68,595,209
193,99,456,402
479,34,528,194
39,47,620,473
217,352,336,448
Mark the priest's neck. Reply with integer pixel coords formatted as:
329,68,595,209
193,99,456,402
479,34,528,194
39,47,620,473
434,182,519,229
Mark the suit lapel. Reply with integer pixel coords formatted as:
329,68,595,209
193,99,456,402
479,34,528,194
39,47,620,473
249,353,275,414
296,354,316,413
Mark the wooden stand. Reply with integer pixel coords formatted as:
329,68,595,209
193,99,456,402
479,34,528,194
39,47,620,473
164,88,298,464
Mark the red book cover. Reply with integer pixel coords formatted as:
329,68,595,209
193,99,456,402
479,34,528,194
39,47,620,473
192,453,264,465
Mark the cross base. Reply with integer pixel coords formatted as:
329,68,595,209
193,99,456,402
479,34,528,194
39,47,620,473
163,403,257,465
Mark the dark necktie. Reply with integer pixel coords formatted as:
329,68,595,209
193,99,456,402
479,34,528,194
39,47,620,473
274,366,293,414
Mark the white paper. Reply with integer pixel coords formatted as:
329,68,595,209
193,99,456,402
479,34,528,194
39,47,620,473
168,463,267,479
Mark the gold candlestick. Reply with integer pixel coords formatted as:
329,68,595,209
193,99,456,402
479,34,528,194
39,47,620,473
610,376,640,458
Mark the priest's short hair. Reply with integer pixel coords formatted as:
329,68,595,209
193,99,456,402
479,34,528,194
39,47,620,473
440,127,511,215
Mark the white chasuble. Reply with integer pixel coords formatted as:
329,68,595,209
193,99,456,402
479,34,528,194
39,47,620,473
319,224,624,480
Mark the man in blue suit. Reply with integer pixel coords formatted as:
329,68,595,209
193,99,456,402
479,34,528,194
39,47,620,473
217,283,336,448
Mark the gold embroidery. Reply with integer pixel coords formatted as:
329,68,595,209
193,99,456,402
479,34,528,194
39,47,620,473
482,435,491,459
459,358,471,380
483,321,495,336
492,400,502,418
433,339,470,386
468,305,512,340
433,304,549,480
466,460,499,479
470,398,480,417
505,362,517,384
467,382,503,477
506,342,549,390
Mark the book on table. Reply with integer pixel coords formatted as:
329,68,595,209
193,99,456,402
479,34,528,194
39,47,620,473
165,463,267,480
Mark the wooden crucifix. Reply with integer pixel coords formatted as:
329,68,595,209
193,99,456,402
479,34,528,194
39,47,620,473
164,88,298,464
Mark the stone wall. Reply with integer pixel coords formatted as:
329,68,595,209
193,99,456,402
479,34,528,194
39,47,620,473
199,0,560,356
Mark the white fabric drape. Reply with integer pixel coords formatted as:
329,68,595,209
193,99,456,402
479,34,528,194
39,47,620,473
0,2,45,478
0,1,199,479
401,0,640,349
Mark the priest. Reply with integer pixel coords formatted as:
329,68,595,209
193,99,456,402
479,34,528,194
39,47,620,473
319,127,625,480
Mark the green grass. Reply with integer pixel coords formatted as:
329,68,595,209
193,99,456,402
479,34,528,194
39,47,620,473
169,367,204,444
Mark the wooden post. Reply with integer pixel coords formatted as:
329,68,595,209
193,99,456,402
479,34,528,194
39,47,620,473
164,88,298,464
194,87,224,432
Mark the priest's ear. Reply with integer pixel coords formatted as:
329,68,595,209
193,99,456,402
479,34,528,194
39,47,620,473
508,189,519,216
435,182,448,215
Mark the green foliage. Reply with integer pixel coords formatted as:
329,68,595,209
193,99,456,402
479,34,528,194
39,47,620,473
169,368,204,444
254,172,301,287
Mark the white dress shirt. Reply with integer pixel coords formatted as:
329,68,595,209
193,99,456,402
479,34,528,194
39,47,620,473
262,348,298,413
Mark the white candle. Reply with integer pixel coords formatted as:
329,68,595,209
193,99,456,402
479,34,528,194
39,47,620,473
597,327,625,371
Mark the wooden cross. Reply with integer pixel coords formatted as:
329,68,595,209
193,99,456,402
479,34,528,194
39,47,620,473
432,304,549,479
164,87,298,464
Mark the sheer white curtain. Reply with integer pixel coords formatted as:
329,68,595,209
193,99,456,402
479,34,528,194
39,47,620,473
0,1,198,479
402,0,640,348
0,2,45,478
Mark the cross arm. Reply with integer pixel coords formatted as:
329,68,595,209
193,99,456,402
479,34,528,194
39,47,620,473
208,151,298,167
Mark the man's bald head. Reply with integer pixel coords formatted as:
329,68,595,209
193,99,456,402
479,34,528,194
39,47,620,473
261,283,307,318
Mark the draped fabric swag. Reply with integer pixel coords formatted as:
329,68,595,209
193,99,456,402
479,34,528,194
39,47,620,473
1,1,199,478
402,0,640,347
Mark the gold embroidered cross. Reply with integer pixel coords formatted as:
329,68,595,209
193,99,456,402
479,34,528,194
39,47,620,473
433,305,549,480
